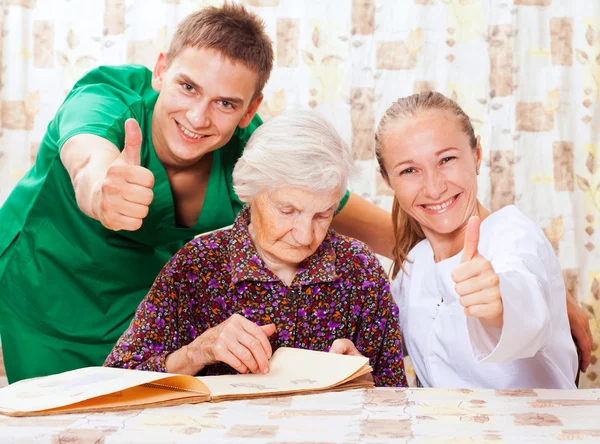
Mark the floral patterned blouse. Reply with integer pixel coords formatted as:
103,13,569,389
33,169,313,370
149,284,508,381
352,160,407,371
104,207,407,387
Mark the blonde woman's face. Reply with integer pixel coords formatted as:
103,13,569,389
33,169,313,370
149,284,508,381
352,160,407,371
380,111,482,239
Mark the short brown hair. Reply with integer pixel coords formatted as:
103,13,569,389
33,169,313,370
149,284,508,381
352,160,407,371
166,3,274,99
375,91,477,278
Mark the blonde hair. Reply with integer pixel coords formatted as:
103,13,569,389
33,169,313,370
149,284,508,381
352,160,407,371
375,91,477,278
166,3,273,99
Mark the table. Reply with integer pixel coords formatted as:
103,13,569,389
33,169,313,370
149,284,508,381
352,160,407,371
1,387,599,443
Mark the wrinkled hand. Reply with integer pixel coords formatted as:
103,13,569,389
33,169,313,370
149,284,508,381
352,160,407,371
94,118,155,231
329,339,373,383
187,314,276,375
329,339,364,357
451,216,503,328
567,293,593,372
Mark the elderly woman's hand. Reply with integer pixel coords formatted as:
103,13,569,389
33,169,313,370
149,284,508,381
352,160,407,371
194,314,276,374
329,339,364,356
452,216,503,329
329,339,374,383
166,314,276,375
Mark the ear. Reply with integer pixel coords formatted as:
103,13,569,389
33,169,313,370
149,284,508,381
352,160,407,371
238,94,264,128
474,135,483,171
151,53,169,93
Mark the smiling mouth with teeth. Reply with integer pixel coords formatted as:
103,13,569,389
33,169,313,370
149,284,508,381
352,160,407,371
177,122,207,140
421,194,459,211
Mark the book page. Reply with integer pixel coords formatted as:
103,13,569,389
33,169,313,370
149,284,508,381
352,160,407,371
199,347,370,399
0,367,200,414
31,377,211,416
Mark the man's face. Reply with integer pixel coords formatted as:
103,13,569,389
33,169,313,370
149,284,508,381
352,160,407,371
151,47,262,168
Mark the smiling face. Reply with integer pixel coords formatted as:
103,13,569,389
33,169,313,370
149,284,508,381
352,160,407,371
248,186,340,268
380,110,482,241
151,47,262,168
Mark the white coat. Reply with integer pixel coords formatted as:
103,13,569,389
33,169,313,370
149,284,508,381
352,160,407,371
392,206,578,389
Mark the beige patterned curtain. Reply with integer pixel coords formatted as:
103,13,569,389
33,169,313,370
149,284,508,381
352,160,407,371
0,0,599,387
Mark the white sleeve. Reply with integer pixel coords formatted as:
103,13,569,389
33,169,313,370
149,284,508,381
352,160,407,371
467,253,552,363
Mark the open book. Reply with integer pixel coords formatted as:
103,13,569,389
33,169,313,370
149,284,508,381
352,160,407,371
0,347,373,417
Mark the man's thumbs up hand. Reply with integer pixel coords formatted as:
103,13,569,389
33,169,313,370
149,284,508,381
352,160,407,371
94,118,155,231
451,216,504,328
119,118,143,166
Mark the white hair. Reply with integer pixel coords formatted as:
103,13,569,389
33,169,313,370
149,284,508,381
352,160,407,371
233,109,355,203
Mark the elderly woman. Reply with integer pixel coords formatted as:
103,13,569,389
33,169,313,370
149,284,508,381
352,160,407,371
375,91,578,389
105,110,406,387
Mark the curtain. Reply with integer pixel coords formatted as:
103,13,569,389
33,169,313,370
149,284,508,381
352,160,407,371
0,0,599,387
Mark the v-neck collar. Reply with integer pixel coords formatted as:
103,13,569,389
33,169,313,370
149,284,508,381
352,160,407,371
118,108,242,247
147,135,219,234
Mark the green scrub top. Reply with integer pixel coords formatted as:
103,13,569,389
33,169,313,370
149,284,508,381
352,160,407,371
0,65,351,383
0,65,261,383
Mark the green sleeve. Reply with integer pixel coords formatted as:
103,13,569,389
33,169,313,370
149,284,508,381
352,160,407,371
54,85,131,150
53,66,150,152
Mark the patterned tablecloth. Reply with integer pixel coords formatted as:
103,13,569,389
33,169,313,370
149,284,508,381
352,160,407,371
1,387,599,443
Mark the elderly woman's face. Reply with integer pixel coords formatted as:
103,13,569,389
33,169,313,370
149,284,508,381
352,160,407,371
381,110,481,238
249,186,340,266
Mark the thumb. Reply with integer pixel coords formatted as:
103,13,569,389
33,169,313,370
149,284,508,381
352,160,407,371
329,339,351,355
120,118,143,166
260,324,277,337
461,215,481,264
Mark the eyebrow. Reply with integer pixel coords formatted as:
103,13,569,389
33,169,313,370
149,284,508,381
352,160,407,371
276,201,337,213
177,74,245,106
392,147,460,169
435,147,460,157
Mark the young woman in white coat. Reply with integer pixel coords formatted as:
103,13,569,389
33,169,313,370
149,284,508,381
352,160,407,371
376,91,578,389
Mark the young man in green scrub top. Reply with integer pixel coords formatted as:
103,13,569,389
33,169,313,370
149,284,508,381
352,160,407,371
0,4,392,383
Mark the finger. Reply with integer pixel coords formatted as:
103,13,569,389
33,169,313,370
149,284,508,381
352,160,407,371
329,339,351,354
120,118,143,166
227,339,262,374
330,339,362,356
461,215,481,264
242,321,273,359
122,184,154,206
237,330,271,374
211,345,249,374
260,323,277,338
463,302,501,320
459,287,500,308
451,256,490,283
107,214,143,231
455,270,499,296
124,166,155,189
118,201,149,220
